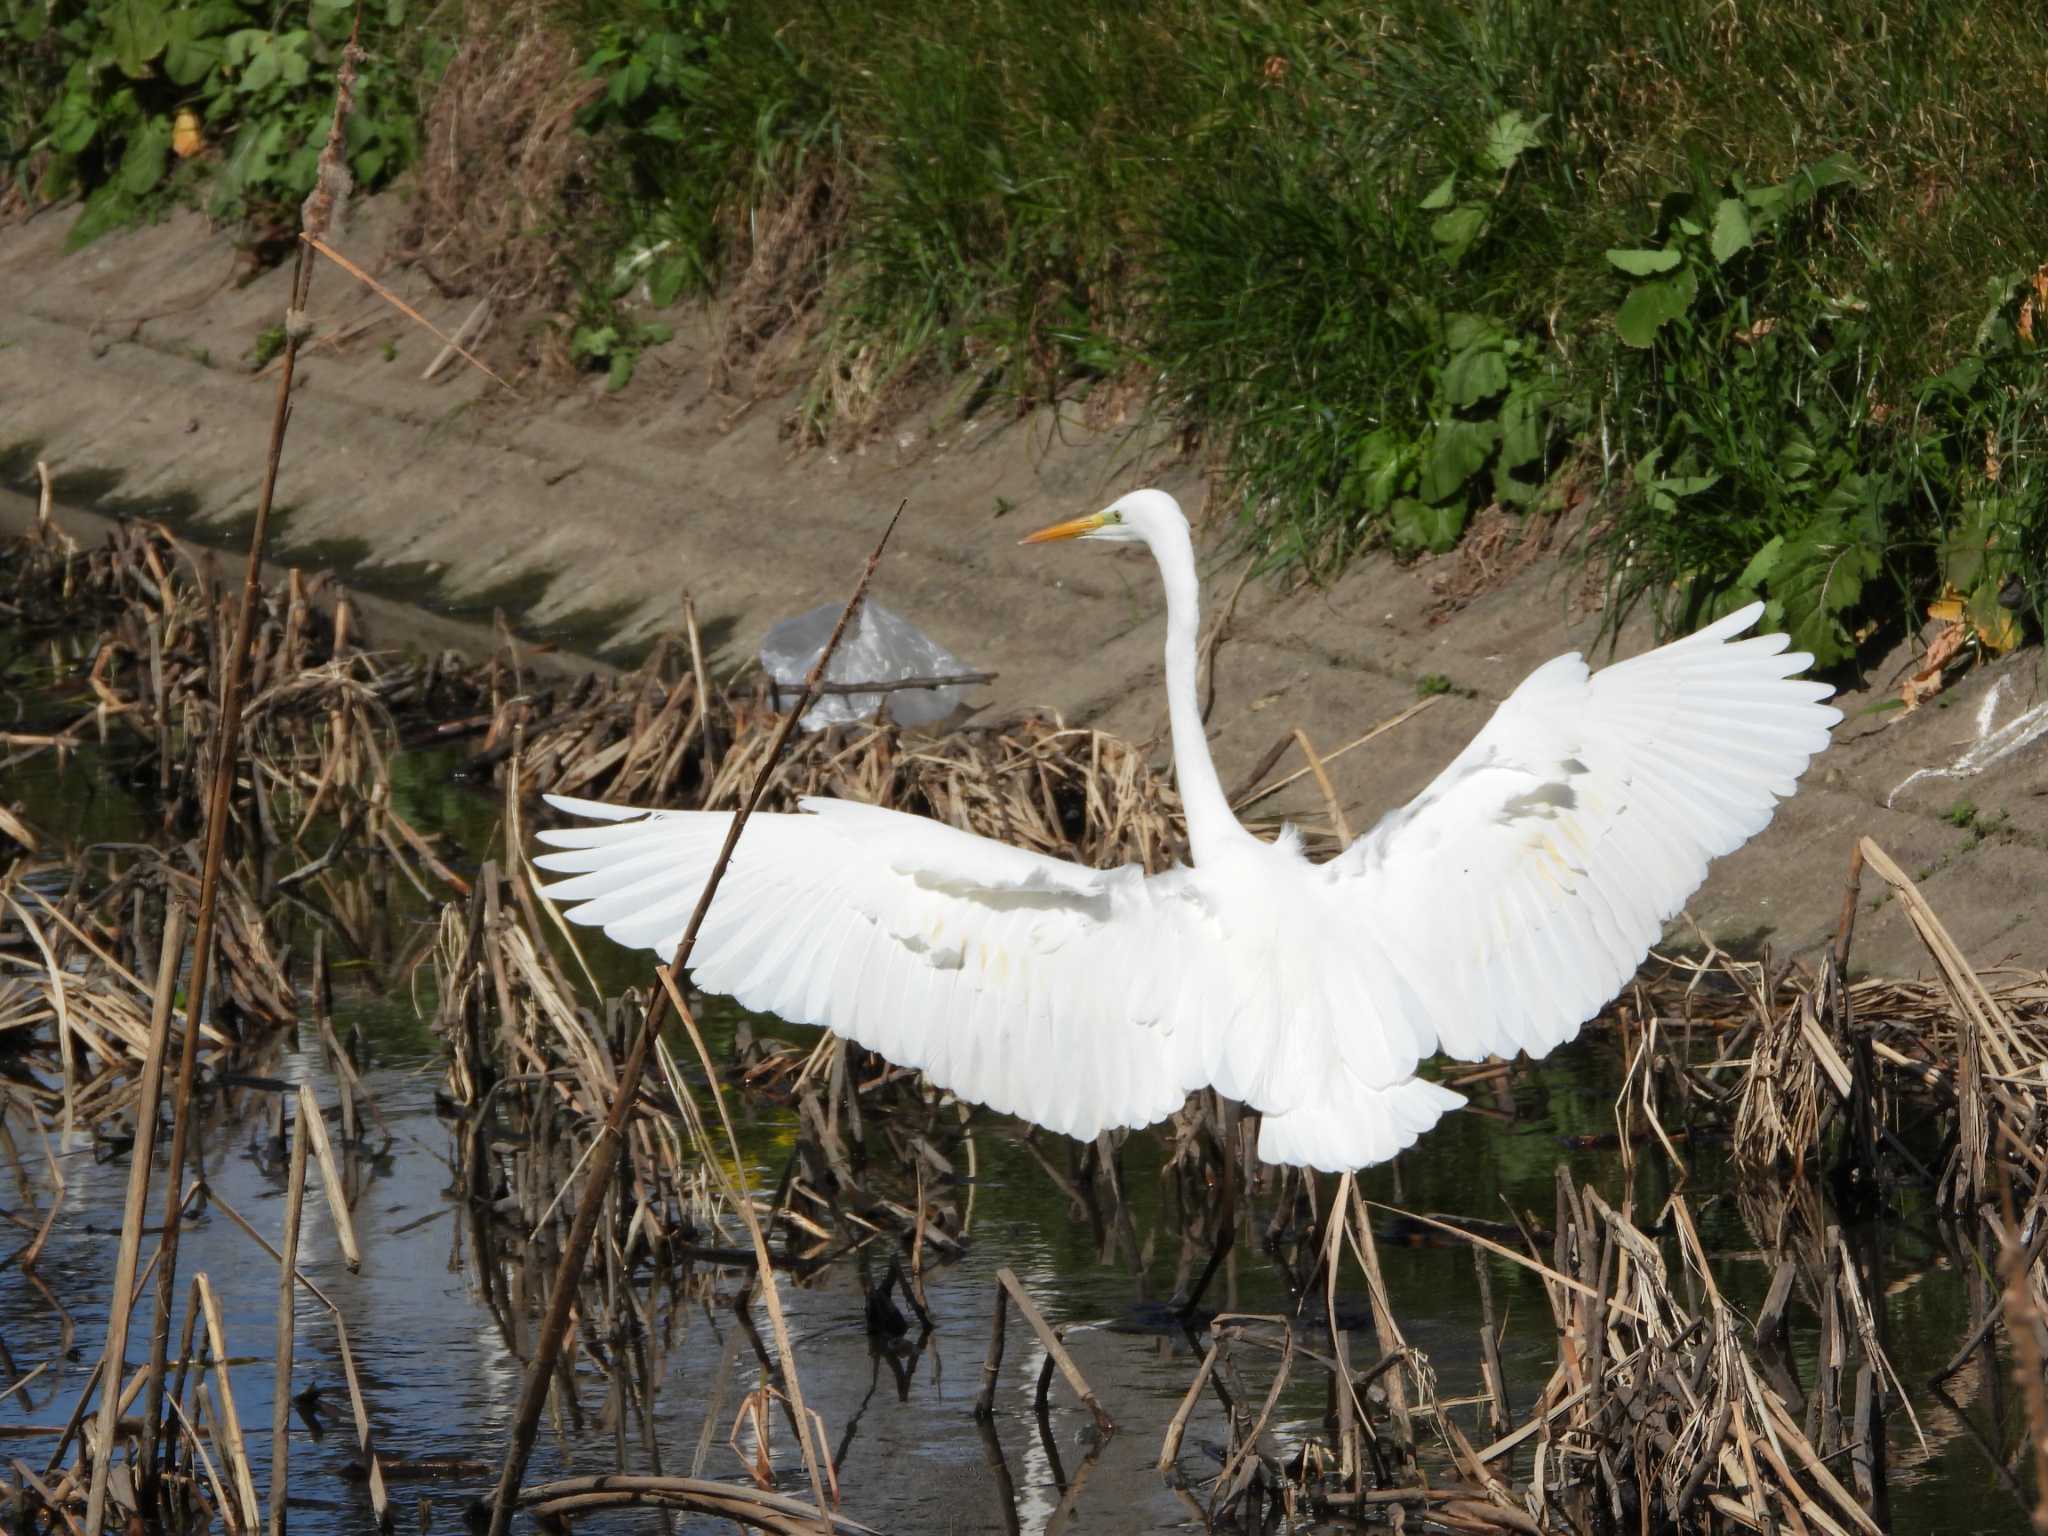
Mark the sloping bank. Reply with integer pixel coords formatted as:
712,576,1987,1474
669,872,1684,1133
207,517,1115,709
3,196,2044,978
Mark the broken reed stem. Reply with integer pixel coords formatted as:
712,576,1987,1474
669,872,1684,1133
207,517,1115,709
660,969,832,1520
975,1280,1010,1422
1998,1163,2048,1534
197,1274,261,1532
268,1101,309,1536
140,12,363,1495
82,902,185,1536
483,502,906,1536
992,1268,1115,1435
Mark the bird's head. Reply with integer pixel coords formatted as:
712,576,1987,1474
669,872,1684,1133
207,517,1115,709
1020,488,1185,550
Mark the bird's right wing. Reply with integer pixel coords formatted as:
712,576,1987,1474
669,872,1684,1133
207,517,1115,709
533,794,1202,1140
1316,601,1838,1068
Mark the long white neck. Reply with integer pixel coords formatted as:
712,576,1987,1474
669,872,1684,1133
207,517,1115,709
1149,519,1249,865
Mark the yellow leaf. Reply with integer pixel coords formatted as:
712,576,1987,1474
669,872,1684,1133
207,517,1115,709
1976,606,2021,655
172,109,204,159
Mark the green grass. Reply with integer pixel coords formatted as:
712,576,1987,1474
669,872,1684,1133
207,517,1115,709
7,0,2047,662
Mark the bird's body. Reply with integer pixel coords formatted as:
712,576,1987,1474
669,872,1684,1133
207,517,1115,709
537,490,1839,1170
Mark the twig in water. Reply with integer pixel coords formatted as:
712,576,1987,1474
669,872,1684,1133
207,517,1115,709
990,1268,1115,1435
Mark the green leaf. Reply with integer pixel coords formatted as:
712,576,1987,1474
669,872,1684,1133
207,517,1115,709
1342,429,1411,516
276,33,311,89
1604,246,1682,276
108,0,169,76
118,118,172,194
641,31,703,88
1614,269,1698,348
647,252,696,308
1769,515,1883,664
239,37,280,93
1442,313,1500,352
1441,340,1508,409
1419,172,1457,211
67,183,142,249
1710,198,1752,264
606,350,636,391
1431,205,1485,266
1482,110,1544,173
1787,152,1862,200
1735,534,1785,593
1497,383,1548,470
1418,418,1499,503
49,89,101,154
1777,426,1817,482
1390,498,1468,555
1493,459,1540,505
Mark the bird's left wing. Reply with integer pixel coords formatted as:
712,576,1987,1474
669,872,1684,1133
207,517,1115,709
1316,602,1838,1067
532,793,1199,1140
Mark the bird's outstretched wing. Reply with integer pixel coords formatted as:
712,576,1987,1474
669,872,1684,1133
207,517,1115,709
1322,600,1838,1064
533,794,1197,1140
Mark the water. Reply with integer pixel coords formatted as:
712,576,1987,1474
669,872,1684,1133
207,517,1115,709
0,620,2033,1535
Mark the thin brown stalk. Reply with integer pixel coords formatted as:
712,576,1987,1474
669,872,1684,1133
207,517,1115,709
1230,697,1437,812
196,1274,261,1531
268,1101,310,1536
82,902,186,1536
140,12,365,1493
203,1188,389,1524
660,968,832,1518
484,503,905,1536
993,1268,1115,1435
297,1083,361,1271
1289,729,1352,848
1998,1163,2048,1533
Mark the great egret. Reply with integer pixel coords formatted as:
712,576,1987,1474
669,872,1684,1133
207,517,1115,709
535,489,1838,1170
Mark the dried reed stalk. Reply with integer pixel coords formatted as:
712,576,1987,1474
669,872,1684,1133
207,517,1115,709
483,505,903,1536
141,19,369,1493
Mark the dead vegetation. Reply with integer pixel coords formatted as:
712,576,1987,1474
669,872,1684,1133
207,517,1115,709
3,508,2047,1533
392,2,594,316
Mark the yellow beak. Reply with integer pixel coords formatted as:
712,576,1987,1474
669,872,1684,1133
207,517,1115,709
1020,510,1112,545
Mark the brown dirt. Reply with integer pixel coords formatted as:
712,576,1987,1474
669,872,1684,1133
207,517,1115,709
4,196,2045,977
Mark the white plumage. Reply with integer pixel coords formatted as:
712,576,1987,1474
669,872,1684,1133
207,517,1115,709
535,489,1839,1171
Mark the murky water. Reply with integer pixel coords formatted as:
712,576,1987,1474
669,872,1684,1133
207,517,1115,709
0,608,2032,1535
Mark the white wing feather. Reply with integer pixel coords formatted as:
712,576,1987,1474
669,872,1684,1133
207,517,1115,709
1335,601,1834,1057
1252,603,1838,1165
533,794,1194,1141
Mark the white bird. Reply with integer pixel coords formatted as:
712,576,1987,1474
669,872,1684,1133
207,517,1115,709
534,489,1839,1171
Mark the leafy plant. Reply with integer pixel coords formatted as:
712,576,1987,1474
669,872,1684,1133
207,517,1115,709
1907,269,2048,652
247,322,286,368
571,0,736,308
3,0,422,248
570,313,674,392
1595,156,1906,664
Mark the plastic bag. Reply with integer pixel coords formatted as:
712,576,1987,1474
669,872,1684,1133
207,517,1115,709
759,600,976,731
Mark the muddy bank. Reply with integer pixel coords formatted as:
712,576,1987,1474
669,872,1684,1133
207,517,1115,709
4,198,2045,976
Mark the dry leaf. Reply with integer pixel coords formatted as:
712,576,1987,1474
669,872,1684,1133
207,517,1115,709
1900,619,1966,712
